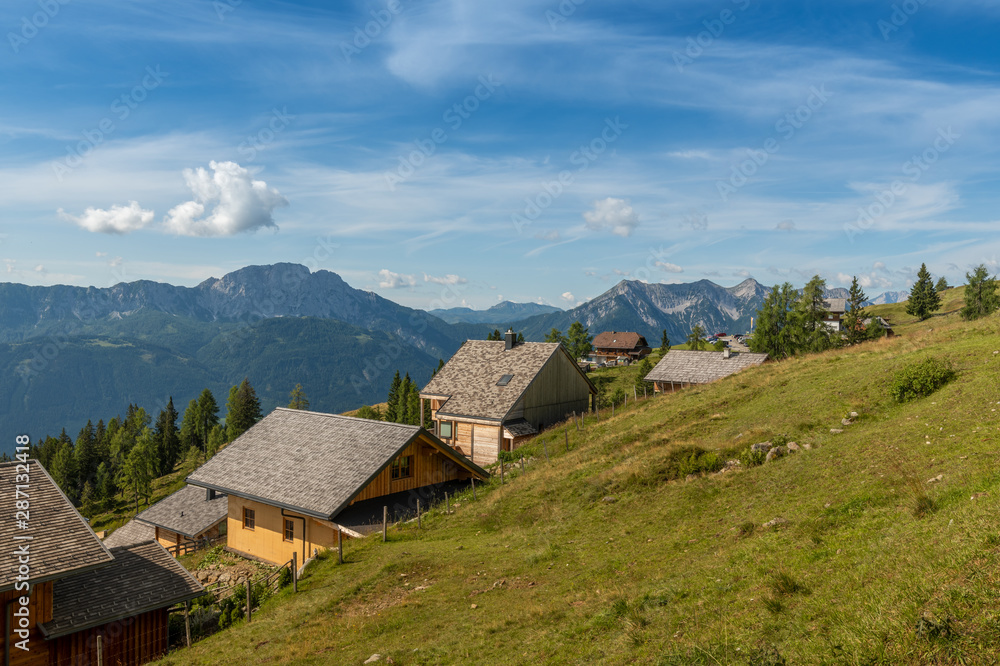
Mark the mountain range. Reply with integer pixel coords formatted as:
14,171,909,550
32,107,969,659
0,264,904,450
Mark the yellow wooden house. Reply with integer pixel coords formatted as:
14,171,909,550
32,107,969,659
186,408,488,567
420,330,597,466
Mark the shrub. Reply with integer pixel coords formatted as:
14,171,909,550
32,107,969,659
644,446,724,485
739,446,766,468
217,608,232,630
278,566,292,589
889,358,955,403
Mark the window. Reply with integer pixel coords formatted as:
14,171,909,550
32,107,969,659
283,519,294,542
391,455,413,480
496,374,514,386
243,507,255,530
439,421,452,438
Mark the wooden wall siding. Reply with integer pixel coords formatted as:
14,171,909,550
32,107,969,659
154,527,181,550
1,581,53,666
520,354,592,430
471,425,500,466
454,422,474,458
227,497,321,567
351,436,469,504
49,607,168,666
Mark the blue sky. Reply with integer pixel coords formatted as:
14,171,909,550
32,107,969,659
2,0,999,310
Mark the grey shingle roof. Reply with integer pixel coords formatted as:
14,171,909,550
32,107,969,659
40,541,205,639
420,340,595,420
102,518,156,549
187,408,487,519
824,298,847,313
644,350,769,385
0,461,113,591
134,484,227,539
503,418,538,437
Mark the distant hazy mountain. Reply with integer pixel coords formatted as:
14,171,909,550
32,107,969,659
0,264,488,448
865,290,909,305
516,278,770,343
428,301,562,325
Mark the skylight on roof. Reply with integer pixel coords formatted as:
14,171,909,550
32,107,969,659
496,374,514,386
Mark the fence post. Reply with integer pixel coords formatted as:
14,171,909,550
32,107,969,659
565,430,569,452
382,506,388,542
519,455,524,472
246,582,252,623
445,492,450,514
97,635,104,666
184,601,191,647
500,461,504,485
612,403,615,417
634,386,637,401
472,478,477,500
417,499,422,529
292,552,298,593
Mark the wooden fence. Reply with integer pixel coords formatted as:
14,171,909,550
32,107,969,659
165,534,227,558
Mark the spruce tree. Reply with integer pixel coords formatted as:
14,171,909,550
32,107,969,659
196,389,219,454
841,276,868,346
516,332,525,344
935,276,950,293
74,420,98,488
687,325,707,351
749,283,797,359
961,264,999,321
179,399,200,453
544,328,566,345
659,330,670,354
398,374,414,425
385,371,402,423
566,321,592,360
905,263,941,321
226,378,262,442
793,275,832,352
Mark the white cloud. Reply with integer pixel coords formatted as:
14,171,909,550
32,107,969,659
656,261,683,273
776,220,796,231
873,261,887,271
423,273,467,285
95,251,107,257
59,201,154,234
560,291,575,303
583,197,639,237
34,264,45,272
534,230,560,242
164,161,287,237
734,270,751,278
668,150,712,160
378,269,416,289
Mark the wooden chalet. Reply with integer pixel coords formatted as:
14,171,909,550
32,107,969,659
589,331,651,363
131,485,228,554
644,349,769,393
0,461,204,666
187,408,488,567
419,330,598,466
822,298,847,331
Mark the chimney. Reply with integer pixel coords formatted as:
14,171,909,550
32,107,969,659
505,328,516,351
723,347,732,359
207,488,216,501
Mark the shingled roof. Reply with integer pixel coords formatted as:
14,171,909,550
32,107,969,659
40,541,204,639
187,408,487,520
592,331,648,351
823,298,847,313
134,484,227,539
421,340,596,420
644,350,769,385
102,518,155,549
0,461,113,592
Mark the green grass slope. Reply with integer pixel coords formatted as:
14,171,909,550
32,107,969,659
162,294,1000,665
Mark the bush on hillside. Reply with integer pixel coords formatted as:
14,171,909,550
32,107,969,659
739,446,766,468
889,358,955,403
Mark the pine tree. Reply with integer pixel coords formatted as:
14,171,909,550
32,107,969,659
793,275,832,352
50,439,79,502
207,424,226,458
385,371,402,423
179,399,200,453
935,276,950,292
159,398,181,474
687,324,707,351
961,264,999,321
659,330,670,354
566,321,593,360
121,428,156,514
432,359,445,377
397,374,414,425
288,383,310,410
516,332,525,344
544,328,566,345
841,276,869,346
74,420,98,488
749,283,797,359
406,385,421,426
95,462,115,506
905,263,942,321
196,389,219,454
487,329,501,341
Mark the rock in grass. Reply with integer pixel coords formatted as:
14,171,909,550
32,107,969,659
850,411,859,418
364,655,382,664
927,474,943,484
602,496,618,503
752,441,773,453
841,418,854,426
786,442,800,453
763,517,788,529
830,429,844,434
765,446,786,462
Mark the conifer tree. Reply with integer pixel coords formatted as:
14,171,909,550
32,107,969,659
516,331,525,344
226,378,262,442
288,383,310,410
659,330,670,354
935,276,950,293
385,371,402,423
74,420,98,489
961,264,999,321
544,328,566,345
179,399,200,453
196,389,219,453
50,439,79,502
687,324,707,351
841,276,869,346
793,275,832,352
905,263,942,321
566,321,593,360
749,283,797,359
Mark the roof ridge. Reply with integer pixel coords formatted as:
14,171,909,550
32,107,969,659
272,407,420,429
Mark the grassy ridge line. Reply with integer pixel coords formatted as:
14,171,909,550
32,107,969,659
161,288,1000,664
